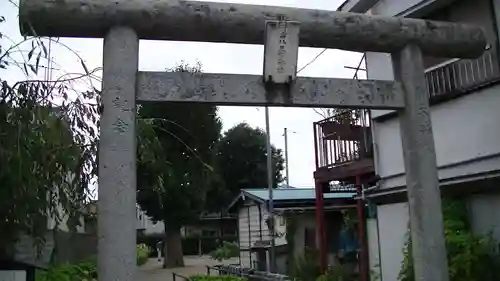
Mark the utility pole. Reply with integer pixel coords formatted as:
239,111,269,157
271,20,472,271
284,128,290,188
265,106,275,272
283,128,296,188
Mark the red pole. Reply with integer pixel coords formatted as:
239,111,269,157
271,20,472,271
356,176,369,281
315,181,327,271
313,122,327,271
313,122,320,169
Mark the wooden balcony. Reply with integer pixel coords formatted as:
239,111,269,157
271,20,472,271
313,109,375,184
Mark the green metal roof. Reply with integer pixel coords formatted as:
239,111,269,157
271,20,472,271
226,186,357,212
242,188,355,201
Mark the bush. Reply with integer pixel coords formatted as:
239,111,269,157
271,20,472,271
190,275,247,281
36,258,97,281
288,248,322,281
209,241,239,261
137,233,238,256
317,264,357,281
137,243,152,266
398,199,500,281
37,244,152,281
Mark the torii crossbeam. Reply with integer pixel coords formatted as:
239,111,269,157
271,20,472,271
19,1,486,281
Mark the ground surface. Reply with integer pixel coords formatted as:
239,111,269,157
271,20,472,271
138,255,239,281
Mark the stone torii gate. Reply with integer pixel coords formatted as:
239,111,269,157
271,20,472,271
19,0,486,280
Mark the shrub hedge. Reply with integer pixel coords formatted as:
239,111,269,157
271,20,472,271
36,244,152,281
136,243,151,266
137,234,237,256
190,275,247,281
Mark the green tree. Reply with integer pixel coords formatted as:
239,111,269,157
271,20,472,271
0,16,99,258
136,63,222,268
213,122,285,210
399,199,500,281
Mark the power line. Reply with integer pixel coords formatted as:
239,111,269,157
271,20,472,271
296,48,328,74
257,48,328,111
351,54,366,79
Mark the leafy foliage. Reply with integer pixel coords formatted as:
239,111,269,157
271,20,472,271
37,244,151,281
398,199,500,281
316,264,357,281
209,241,240,261
137,62,222,226
137,233,237,256
0,15,99,257
288,249,322,281
136,62,222,267
136,243,151,266
340,209,358,233
212,122,285,210
289,246,358,281
190,275,247,281
36,257,97,281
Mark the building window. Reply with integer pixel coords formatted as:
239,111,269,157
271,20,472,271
279,216,285,226
304,227,316,250
202,230,218,237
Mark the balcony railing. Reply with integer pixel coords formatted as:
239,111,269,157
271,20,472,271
314,109,372,170
425,51,500,99
313,51,499,171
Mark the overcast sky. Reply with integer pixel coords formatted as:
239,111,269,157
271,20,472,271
1,0,364,188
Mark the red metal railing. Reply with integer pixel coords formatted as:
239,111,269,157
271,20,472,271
313,109,372,170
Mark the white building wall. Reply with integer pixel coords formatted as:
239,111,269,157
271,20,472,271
377,203,409,281
468,193,500,242
362,1,500,281
293,214,317,258
374,194,500,281
366,218,381,281
370,193,500,281
371,0,458,16
136,205,164,235
369,0,500,190
143,216,165,235
238,204,258,268
371,0,424,16
46,205,85,233
0,271,26,281
237,200,287,268
292,212,344,266
373,85,500,190
240,251,252,269
46,188,85,233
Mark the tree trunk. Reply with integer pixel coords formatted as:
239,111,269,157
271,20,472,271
163,225,184,268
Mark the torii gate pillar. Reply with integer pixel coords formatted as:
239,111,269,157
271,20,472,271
392,45,449,281
98,27,139,281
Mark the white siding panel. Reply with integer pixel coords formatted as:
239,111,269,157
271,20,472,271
373,85,500,190
378,203,409,281
237,200,288,269
468,193,500,242
367,218,381,279
240,251,251,268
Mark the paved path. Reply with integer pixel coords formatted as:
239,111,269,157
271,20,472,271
138,255,239,281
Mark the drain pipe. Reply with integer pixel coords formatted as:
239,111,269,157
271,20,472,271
356,176,369,281
361,176,381,200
